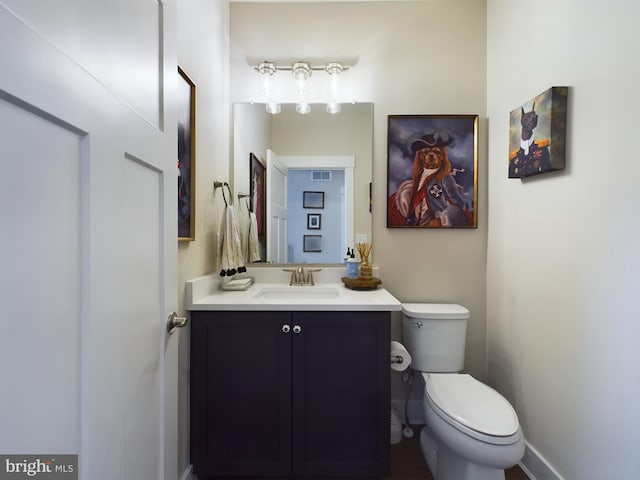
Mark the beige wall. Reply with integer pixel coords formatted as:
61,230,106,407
177,0,230,472
486,0,640,478
230,1,488,405
181,0,486,475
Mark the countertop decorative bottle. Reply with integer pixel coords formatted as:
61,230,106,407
346,250,359,278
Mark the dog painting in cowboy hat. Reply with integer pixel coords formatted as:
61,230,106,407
388,130,472,227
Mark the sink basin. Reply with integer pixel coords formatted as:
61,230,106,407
253,286,341,300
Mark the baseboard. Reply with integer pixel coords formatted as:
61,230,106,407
179,464,194,480
520,442,565,480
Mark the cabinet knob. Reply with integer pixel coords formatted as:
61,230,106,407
282,324,291,334
413,321,423,328
293,325,302,334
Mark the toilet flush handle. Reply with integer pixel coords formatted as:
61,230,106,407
412,321,423,328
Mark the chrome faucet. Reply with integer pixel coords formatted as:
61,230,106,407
283,265,321,286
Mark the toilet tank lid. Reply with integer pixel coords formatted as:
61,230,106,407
402,303,470,319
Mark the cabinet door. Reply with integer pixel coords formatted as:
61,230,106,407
190,311,292,477
291,311,390,478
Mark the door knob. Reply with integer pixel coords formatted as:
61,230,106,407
167,312,188,334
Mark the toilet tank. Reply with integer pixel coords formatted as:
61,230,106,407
402,303,470,372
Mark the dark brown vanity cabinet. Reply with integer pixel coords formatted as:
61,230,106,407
190,310,390,479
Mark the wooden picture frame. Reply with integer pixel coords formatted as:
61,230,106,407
250,153,266,238
387,114,478,228
303,191,324,209
307,213,321,230
178,66,196,241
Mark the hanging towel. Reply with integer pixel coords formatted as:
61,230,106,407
219,204,247,277
248,211,261,263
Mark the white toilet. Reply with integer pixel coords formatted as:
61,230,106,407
402,303,525,480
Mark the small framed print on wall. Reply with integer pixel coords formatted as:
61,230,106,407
303,235,322,252
303,191,324,209
307,213,321,230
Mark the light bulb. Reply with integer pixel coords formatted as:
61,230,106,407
326,101,341,114
266,102,281,115
296,102,311,114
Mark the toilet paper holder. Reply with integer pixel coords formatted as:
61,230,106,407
390,340,411,372
391,354,405,364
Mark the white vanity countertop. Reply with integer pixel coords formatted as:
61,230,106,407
186,272,402,312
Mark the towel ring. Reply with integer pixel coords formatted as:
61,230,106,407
214,181,233,206
237,192,251,212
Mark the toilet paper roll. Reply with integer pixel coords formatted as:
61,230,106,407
390,340,412,371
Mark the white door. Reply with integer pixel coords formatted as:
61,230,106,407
0,2,178,479
266,150,288,263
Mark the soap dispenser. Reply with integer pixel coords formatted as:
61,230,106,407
346,249,359,278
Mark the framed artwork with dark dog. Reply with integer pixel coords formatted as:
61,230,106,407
508,86,568,179
178,66,196,241
250,152,266,238
387,115,478,228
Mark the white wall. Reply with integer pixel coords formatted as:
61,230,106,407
177,0,230,474
486,0,640,478
230,0,488,407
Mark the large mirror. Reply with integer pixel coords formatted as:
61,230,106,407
232,102,373,265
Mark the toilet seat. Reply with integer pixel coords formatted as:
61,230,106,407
423,373,520,446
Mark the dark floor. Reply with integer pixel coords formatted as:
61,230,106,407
386,426,529,480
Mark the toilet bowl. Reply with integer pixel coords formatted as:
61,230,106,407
402,303,525,480
421,373,525,479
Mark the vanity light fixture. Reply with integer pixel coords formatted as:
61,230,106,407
254,60,348,114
